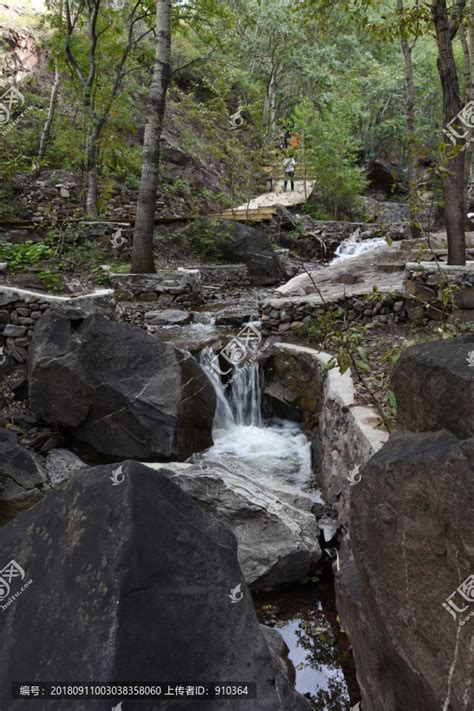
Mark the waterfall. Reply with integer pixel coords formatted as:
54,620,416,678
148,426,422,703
198,346,314,492
200,347,263,428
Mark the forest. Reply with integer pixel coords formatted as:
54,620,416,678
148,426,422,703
0,1,472,262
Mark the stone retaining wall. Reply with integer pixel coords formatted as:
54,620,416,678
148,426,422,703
260,291,408,335
0,287,114,364
405,261,474,322
185,264,250,288
110,270,202,306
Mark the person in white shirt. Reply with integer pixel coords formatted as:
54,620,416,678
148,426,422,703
283,156,296,192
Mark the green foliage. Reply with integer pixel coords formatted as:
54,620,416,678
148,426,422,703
295,99,367,218
0,241,55,272
165,177,192,197
189,219,233,258
37,270,62,291
297,305,400,431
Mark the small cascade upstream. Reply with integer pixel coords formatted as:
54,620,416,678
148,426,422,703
332,231,386,263
200,347,314,492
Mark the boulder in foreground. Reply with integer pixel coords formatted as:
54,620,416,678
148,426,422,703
391,333,474,439
0,460,311,710
337,431,474,711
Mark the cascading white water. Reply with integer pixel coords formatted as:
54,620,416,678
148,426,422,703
332,230,386,263
200,347,314,491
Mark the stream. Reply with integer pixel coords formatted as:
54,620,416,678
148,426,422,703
146,229,384,707
199,350,358,710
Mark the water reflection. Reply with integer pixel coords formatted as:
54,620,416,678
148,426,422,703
255,577,360,711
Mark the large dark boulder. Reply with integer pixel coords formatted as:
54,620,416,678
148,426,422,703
391,334,474,439
28,312,216,461
201,219,285,285
0,460,312,710
366,157,406,194
219,221,285,285
336,431,474,711
0,427,48,526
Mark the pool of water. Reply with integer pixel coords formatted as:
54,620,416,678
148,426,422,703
255,573,361,711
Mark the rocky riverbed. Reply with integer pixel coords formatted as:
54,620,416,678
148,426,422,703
0,206,473,711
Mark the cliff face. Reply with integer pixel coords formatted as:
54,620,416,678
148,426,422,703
0,2,48,82
336,335,474,711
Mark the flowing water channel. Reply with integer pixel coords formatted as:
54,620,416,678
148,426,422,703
199,351,358,710
332,233,387,262
200,347,316,493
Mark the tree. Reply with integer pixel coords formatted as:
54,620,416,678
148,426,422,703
60,0,154,217
132,0,172,273
459,0,474,205
33,63,60,178
432,0,466,265
397,0,421,238
227,0,315,136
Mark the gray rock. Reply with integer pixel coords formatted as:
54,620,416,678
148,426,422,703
215,312,254,327
391,333,474,439
3,324,26,338
44,448,87,486
337,431,474,711
191,219,285,286
0,460,311,711
0,428,48,525
145,309,193,325
28,312,216,461
149,458,322,589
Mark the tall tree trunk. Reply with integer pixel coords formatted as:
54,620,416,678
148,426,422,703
85,123,101,218
33,63,60,178
459,20,472,200
263,68,277,135
398,0,420,238
432,0,466,265
132,0,172,273
467,0,474,207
